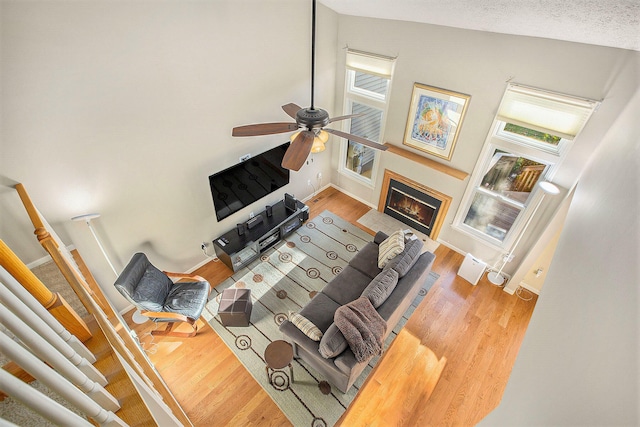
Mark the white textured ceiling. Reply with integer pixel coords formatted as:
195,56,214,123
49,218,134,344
320,0,640,51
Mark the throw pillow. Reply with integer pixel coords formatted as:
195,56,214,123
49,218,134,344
361,267,399,308
377,229,405,268
319,323,348,358
384,238,423,278
288,311,323,341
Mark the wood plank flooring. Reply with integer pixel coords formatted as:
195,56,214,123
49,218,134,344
125,186,537,426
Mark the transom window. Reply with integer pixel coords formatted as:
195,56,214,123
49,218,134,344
455,84,598,248
339,50,395,185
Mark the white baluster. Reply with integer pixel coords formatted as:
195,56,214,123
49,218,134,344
0,266,95,362
0,417,21,426
0,368,93,427
0,305,120,411
0,281,106,385
0,332,127,427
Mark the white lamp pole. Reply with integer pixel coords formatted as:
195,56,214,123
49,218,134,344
71,213,118,277
488,181,560,286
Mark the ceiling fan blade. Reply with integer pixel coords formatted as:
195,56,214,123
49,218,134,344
232,122,298,137
282,131,314,171
328,112,364,124
324,128,389,151
282,103,303,119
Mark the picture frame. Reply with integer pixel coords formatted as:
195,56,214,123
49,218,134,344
403,83,470,161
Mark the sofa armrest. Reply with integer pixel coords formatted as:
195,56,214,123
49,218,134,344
374,231,388,245
333,346,358,375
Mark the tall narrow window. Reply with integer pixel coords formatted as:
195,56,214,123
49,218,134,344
339,50,395,185
454,84,598,247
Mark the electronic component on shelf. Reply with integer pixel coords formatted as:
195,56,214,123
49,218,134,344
258,231,280,250
246,214,263,229
284,193,297,212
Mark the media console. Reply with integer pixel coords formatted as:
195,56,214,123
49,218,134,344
213,197,309,272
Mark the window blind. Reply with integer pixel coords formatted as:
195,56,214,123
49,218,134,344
346,49,396,79
497,84,599,140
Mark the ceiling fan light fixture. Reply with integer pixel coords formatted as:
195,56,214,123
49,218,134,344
316,129,329,143
311,138,326,153
291,130,327,153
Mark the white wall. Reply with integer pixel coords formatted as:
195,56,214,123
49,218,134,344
482,79,639,426
0,1,338,310
331,14,639,272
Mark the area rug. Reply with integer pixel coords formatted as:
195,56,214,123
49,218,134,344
202,210,439,427
357,209,440,254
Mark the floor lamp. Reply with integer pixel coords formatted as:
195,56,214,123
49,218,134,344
71,213,150,325
488,181,560,286
71,213,118,277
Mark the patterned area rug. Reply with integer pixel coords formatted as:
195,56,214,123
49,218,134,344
203,210,438,427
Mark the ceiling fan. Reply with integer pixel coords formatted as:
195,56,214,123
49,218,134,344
231,0,388,171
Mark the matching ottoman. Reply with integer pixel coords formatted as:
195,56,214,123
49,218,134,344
218,288,252,326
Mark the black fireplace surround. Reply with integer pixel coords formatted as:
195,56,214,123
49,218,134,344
382,178,442,237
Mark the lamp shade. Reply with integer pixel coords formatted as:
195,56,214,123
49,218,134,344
538,181,560,195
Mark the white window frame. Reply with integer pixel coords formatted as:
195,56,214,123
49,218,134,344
454,121,560,249
338,50,395,188
453,84,598,249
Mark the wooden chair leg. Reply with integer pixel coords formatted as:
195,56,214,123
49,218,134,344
151,321,198,338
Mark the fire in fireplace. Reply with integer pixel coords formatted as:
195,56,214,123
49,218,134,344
378,170,452,240
388,188,436,231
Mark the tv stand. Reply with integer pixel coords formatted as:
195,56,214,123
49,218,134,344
213,198,309,272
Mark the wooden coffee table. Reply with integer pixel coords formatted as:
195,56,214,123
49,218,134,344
264,340,294,385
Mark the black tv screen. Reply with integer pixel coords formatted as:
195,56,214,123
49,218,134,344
209,142,290,221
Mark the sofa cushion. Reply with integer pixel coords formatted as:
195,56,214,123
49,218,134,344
319,323,348,358
361,268,399,308
299,292,341,333
348,242,382,279
377,230,405,268
384,238,424,278
322,265,372,306
289,312,322,341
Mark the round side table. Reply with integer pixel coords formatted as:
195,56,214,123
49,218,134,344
264,340,294,386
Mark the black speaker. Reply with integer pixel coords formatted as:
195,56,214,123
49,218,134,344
265,205,273,217
284,193,297,212
237,223,245,236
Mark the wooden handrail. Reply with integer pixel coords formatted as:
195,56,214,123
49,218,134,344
0,239,91,341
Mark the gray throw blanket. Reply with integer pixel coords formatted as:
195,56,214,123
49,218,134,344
334,296,387,363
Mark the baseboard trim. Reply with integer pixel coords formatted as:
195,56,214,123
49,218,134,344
188,256,221,274
26,244,77,269
517,281,541,295
328,183,377,210
436,239,465,255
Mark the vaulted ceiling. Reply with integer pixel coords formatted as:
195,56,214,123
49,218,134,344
320,0,640,51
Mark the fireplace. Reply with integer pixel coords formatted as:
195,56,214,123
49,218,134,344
378,170,451,241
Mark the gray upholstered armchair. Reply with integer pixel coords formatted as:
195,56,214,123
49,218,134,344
115,252,211,337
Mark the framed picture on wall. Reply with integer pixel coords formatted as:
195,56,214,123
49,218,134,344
403,83,470,161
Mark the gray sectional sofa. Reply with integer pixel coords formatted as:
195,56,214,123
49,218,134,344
279,231,436,393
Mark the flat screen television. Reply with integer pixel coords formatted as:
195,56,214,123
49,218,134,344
209,142,290,221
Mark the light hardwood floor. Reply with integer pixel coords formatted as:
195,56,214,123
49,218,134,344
124,187,537,426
